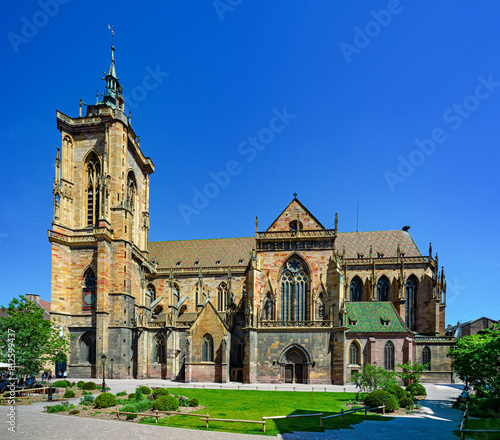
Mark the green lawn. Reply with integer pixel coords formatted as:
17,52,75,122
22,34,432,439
455,417,500,439
139,388,390,436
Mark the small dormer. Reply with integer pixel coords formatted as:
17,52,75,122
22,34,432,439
381,317,391,326
349,318,358,326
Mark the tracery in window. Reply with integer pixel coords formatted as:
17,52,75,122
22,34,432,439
202,334,214,362
85,152,101,226
82,268,97,310
377,276,389,301
405,275,418,330
384,340,395,371
280,257,309,321
217,282,228,311
350,276,362,302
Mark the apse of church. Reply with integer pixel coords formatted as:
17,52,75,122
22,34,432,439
49,43,455,384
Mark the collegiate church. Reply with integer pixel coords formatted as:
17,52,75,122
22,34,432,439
49,45,455,384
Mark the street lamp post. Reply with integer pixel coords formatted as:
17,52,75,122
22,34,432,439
101,354,107,393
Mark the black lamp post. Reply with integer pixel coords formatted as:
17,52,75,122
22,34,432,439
101,354,107,393
48,374,53,401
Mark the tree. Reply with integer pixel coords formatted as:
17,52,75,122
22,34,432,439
351,363,399,393
397,360,429,385
0,295,71,377
448,324,500,397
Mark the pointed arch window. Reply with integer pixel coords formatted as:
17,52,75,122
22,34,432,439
384,340,395,371
217,282,228,312
280,257,309,321
349,342,360,365
377,276,389,301
154,335,166,364
202,334,214,362
85,152,101,226
422,346,431,370
82,268,97,310
405,275,418,330
350,277,362,302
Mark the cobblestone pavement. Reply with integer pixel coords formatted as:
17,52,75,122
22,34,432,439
0,380,464,440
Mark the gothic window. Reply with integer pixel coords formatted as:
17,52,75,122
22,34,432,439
405,275,418,330
262,293,273,320
85,152,101,226
349,342,360,365
80,332,96,364
377,276,389,301
422,346,431,370
237,338,245,364
217,282,228,312
384,340,395,371
280,257,309,321
316,292,325,320
202,334,214,362
82,268,97,310
350,276,362,302
146,284,156,308
154,335,166,364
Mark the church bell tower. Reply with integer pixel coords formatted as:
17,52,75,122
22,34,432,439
49,35,155,378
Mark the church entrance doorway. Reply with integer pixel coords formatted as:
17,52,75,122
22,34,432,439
281,345,309,384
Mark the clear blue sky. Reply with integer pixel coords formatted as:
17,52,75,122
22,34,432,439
1,1,499,326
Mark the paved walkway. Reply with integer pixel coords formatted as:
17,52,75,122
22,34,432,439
0,380,464,439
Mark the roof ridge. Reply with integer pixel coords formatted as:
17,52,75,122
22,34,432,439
149,236,254,244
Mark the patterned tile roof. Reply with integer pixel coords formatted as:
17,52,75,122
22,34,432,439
336,230,420,258
148,230,420,268
148,237,255,269
345,302,410,333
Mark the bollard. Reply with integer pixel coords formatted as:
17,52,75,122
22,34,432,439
341,409,344,424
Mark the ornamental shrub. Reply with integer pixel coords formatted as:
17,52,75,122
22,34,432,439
79,395,95,405
116,390,127,397
152,388,169,400
52,380,69,388
406,383,427,397
63,389,75,398
94,392,117,409
189,398,199,407
134,388,143,402
128,393,135,400
77,381,85,388
69,409,80,415
385,384,405,400
82,381,97,390
64,380,72,387
364,390,398,413
399,396,414,409
152,395,179,412
138,386,152,395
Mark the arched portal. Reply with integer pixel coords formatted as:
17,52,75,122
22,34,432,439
279,344,311,384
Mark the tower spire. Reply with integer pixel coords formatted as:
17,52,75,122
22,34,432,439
108,25,116,78
101,25,123,109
